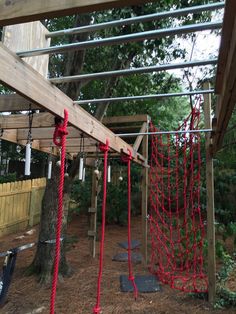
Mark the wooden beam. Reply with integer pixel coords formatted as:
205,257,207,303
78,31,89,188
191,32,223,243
141,128,148,265
17,127,81,140
213,1,236,153
204,82,216,306
2,21,50,77
0,44,145,164
40,138,97,148
133,122,147,152
0,94,40,112
1,129,17,142
215,0,236,94
0,0,149,26
65,146,97,153
103,114,149,125
0,112,55,129
0,112,144,131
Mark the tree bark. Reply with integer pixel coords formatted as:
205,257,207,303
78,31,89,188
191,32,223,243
30,159,72,283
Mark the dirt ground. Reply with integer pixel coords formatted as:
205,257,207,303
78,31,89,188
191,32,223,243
0,214,235,314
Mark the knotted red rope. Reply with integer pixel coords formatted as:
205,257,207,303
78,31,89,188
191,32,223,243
121,149,138,300
50,110,69,314
93,139,109,314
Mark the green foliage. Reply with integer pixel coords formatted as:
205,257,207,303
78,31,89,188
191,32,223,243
99,163,141,225
215,253,236,309
71,170,92,214
215,240,226,259
0,172,17,183
70,163,141,225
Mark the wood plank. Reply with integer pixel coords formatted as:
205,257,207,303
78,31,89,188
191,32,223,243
203,82,216,306
0,94,39,112
65,146,97,153
1,129,17,142
215,0,236,93
40,137,97,147
214,10,236,153
103,114,149,125
133,122,147,152
0,44,145,165
0,0,149,26
0,112,55,129
17,127,81,140
2,21,50,77
141,129,148,265
0,112,145,129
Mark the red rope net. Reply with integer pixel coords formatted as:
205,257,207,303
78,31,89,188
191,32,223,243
149,99,208,293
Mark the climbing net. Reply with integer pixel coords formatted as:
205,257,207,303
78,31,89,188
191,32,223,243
149,98,208,293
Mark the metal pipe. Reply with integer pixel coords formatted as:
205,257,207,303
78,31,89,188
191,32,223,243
74,89,215,105
46,2,225,38
116,128,212,137
49,59,217,84
17,21,222,57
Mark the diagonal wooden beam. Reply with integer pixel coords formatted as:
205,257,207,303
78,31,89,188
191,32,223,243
133,122,148,152
0,44,144,164
0,0,149,26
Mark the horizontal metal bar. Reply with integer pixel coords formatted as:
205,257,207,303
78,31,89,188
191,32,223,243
47,2,225,38
17,21,222,57
74,89,215,105
116,129,212,137
49,59,217,84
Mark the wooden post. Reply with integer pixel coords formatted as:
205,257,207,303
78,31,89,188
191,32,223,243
88,170,99,258
203,82,216,305
141,121,149,265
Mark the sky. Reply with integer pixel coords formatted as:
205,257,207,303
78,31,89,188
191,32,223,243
168,9,223,90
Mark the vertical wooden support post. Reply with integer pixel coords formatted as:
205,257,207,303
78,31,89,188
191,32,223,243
141,121,149,265
203,82,216,305
88,170,99,258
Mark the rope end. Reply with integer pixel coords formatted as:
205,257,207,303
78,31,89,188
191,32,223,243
93,306,101,314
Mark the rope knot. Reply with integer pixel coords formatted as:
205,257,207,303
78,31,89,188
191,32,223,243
128,275,135,281
53,110,69,147
121,148,132,163
99,139,109,152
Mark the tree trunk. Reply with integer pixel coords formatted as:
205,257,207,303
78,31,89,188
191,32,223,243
30,159,72,283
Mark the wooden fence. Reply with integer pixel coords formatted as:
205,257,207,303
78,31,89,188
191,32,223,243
0,178,46,237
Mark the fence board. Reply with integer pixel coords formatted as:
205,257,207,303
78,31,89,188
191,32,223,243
0,178,46,237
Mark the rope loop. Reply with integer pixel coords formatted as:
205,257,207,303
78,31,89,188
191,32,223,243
121,148,132,163
99,139,109,153
53,111,69,147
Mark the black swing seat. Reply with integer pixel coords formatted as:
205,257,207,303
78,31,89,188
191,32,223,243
0,243,35,307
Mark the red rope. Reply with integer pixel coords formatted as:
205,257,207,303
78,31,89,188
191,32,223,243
121,149,138,300
50,110,69,314
149,97,208,293
93,139,109,314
